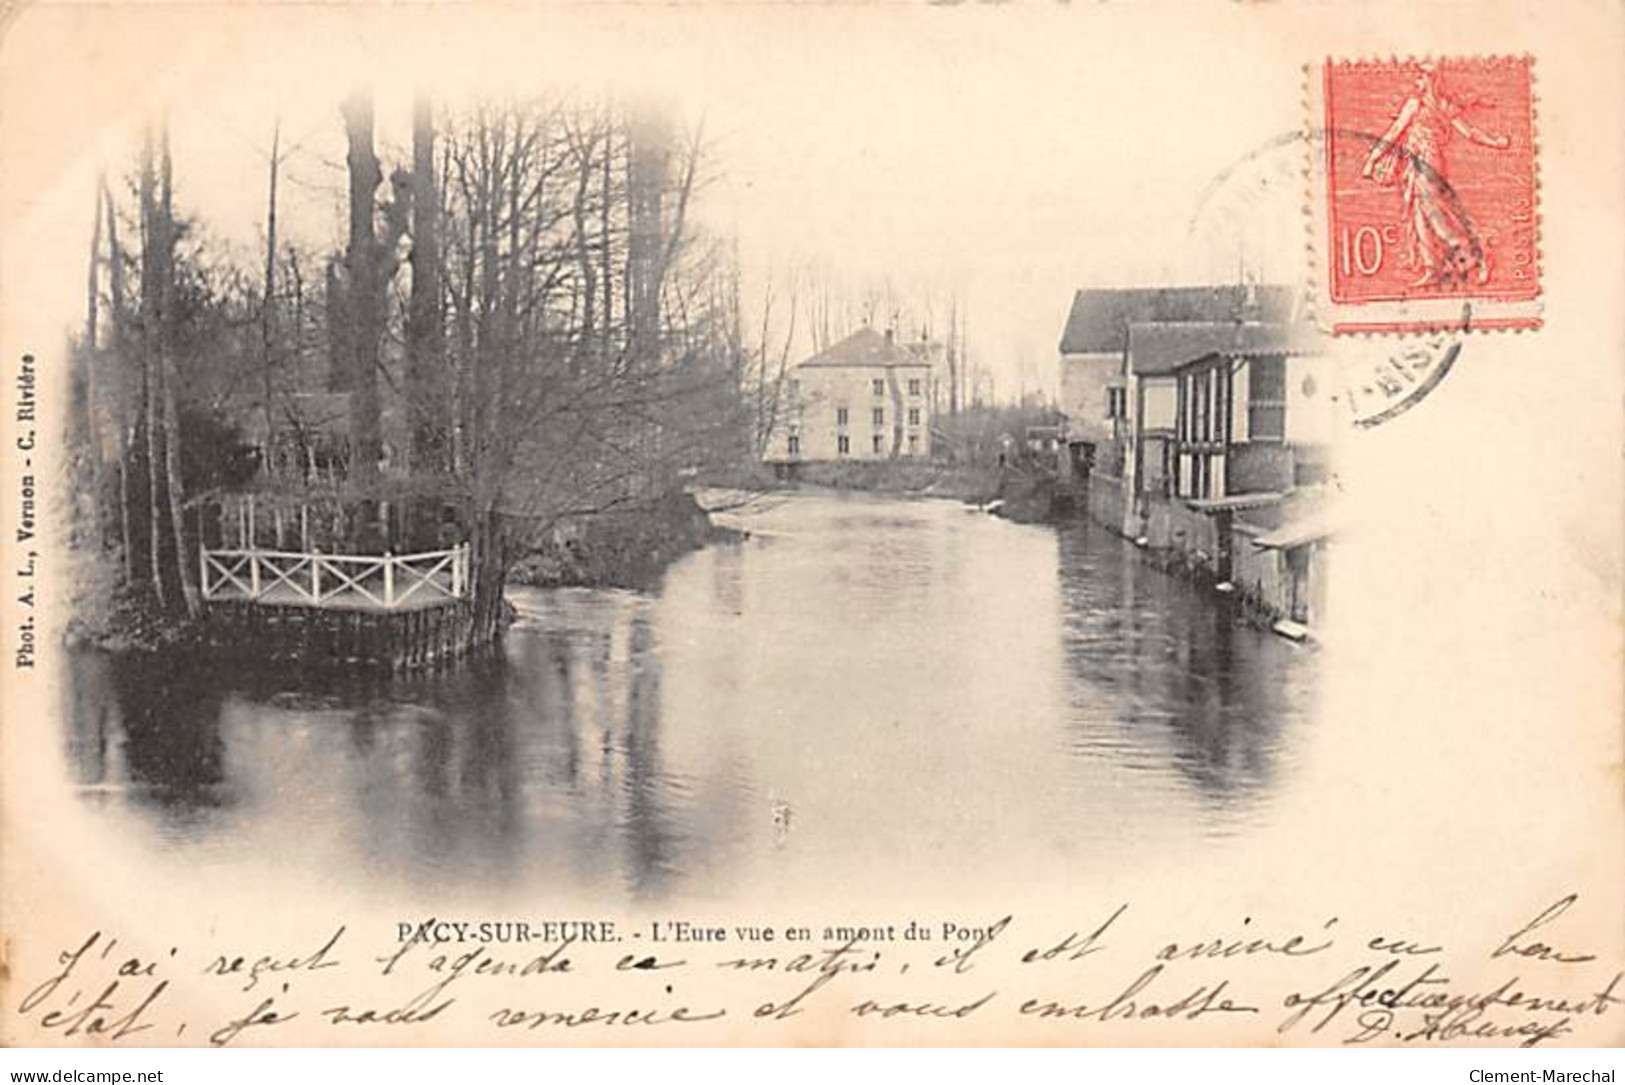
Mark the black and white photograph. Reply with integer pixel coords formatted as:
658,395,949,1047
1,0,1621,1057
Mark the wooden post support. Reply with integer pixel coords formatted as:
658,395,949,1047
300,504,310,552
452,543,464,597
383,552,395,608
247,495,257,549
312,547,322,601
199,546,209,598
250,551,261,598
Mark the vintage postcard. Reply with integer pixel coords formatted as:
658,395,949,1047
1,0,1621,1051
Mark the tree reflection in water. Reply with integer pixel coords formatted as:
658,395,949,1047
63,495,1317,901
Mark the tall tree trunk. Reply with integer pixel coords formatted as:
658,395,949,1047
406,95,447,474
261,117,280,472
959,306,970,417
158,128,201,617
342,92,384,486
82,179,105,549
570,127,597,378
600,112,614,366
138,130,168,610
626,109,667,374
324,259,348,397
467,508,506,652
288,251,305,382
466,125,507,654
471,120,501,481
625,110,670,497
103,179,136,581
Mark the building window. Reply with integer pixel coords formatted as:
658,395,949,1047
872,407,885,426
908,433,919,454
1248,356,1286,441
872,378,885,396
837,434,850,455
836,407,849,427
908,378,922,396
1106,387,1127,419
907,407,921,426
1196,370,1210,441
872,433,884,454
1184,373,1196,440
787,434,800,455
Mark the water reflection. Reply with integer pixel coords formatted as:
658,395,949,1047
1054,525,1306,815
63,493,1316,902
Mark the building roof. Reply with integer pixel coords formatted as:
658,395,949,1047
1187,492,1287,513
1058,284,1297,355
798,327,931,369
1127,321,1317,376
1253,508,1338,550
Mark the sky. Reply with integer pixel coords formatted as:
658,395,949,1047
3,4,1318,402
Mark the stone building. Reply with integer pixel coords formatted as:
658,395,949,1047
1056,284,1295,483
763,328,934,464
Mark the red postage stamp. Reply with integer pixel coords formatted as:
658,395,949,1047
1313,56,1540,334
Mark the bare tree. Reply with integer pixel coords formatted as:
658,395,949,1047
73,92,762,648
81,178,105,548
406,95,448,474
138,130,167,609
260,116,281,463
103,178,136,581
340,91,409,487
158,129,200,617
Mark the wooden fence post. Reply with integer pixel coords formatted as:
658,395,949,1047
312,548,322,601
384,552,395,608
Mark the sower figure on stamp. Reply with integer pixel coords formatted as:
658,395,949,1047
1360,64,1512,289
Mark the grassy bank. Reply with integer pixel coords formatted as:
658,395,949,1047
507,491,731,591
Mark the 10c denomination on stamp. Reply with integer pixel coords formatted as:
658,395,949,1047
1312,55,1540,335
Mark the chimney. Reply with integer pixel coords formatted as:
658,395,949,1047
1241,279,1259,322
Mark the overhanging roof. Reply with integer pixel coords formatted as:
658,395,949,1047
1128,321,1318,376
1253,509,1338,549
1187,492,1286,513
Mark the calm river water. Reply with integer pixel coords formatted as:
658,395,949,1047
63,492,1317,905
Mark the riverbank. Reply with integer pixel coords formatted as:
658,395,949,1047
63,545,200,656
703,458,1005,505
63,491,730,654
507,490,733,591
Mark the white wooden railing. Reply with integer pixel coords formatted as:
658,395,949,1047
200,543,470,610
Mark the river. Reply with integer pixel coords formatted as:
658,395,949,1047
61,492,1317,907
